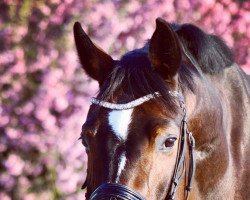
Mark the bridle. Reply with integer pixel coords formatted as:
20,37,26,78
166,92,195,200
87,91,196,200
88,91,195,200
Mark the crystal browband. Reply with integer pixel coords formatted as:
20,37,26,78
91,91,179,110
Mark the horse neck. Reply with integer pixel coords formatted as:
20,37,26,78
184,74,224,136
182,64,250,199
192,64,250,142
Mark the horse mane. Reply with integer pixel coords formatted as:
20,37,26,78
96,23,234,112
175,23,234,74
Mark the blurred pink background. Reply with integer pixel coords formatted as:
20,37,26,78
0,0,249,199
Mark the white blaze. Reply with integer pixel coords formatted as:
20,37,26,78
108,109,133,182
108,109,133,140
116,152,127,182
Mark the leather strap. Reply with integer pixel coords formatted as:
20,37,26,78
166,93,196,200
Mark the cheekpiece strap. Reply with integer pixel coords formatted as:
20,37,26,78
91,91,179,110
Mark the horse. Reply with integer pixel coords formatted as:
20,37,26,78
74,18,250,200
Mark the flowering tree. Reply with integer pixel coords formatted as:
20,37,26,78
0,0,249,199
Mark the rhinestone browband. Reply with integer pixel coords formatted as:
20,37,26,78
91,91,179,110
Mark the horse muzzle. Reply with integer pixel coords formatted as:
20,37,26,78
89,183,145,200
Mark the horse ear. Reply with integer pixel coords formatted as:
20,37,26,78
73,22,114,84
149,18,182,80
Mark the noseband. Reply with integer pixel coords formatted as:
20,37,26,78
88,91,196,200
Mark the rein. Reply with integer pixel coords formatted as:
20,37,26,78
89,91,196,200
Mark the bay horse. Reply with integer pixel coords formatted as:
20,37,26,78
74,18,250,200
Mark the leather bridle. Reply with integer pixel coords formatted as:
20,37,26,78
166,93,195,200
87,91,196,200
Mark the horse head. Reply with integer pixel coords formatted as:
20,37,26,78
73,17,250,200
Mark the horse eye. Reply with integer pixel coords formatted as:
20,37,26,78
164,137,177,148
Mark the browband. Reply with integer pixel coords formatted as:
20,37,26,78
91,91,179,110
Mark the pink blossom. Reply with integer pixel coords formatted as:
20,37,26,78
4,154,25,176
0,192,11,200
0,174,15,190
6,128,21,139
0,143,7,153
